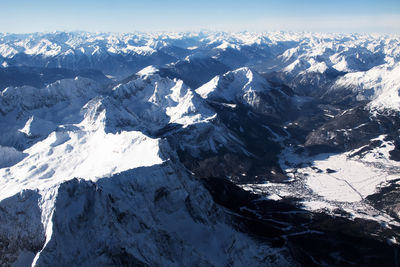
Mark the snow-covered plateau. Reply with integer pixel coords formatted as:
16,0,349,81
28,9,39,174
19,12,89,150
1,31,400,266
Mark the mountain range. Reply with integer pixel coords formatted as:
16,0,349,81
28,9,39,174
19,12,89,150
1,31,399,266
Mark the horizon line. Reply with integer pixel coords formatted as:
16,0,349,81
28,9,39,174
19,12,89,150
1,29,399,36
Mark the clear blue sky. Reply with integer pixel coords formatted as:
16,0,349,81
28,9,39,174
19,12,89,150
1,0,399,33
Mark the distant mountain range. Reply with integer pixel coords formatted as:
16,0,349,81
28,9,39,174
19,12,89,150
1,31,399,266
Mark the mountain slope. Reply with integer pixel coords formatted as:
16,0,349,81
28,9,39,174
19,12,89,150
0,67,292,266
1,31,400,266
159,56,231,89
196,67,294,118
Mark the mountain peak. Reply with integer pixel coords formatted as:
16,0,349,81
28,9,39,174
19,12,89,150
136,65,159,77
196,67,271,103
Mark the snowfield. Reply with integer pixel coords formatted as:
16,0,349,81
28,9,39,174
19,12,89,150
0,126,164,200
302,145,399,203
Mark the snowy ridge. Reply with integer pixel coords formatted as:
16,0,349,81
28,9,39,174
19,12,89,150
0,125,164,200
196,67,272,105
0,64,291,265
111,67,216,130
1,31,399,112
196,67,294,118
1,146,289,266
0,66,232,199
333,63,400,112
0,77,103,151
0,77,102,114
0,72,168,199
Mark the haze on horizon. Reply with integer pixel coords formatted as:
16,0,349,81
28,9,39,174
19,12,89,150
1,0,400,34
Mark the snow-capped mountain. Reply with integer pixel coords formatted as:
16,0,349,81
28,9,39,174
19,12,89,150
333,62,400,112
1,31,400,266
0,68,292,265
196,67,294,118
197,67,272,103
2,31,398,112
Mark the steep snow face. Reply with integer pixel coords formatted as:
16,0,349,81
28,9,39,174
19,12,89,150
0,77,101,114
279,35,398,75
0,77,103,151
110,68,245,156
111,67,217,131
270,33,400,103
0,125,164,200
0,66,242,161
0,69,226,201
0,140,289,266
195,67,295,118
0,68,219,149
136,65,158,76
196,67,271,105
27,162,289,266
333,63,400,112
